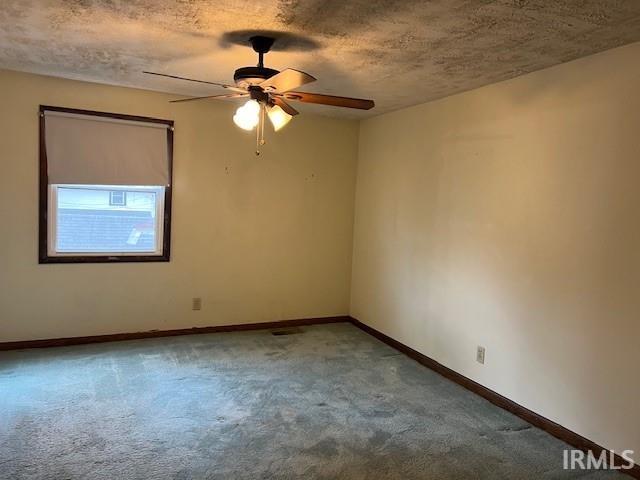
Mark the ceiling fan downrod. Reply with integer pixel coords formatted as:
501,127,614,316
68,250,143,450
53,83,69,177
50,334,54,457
249,36,275,69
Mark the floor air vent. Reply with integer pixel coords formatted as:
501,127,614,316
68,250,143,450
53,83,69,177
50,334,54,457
271,327,304,336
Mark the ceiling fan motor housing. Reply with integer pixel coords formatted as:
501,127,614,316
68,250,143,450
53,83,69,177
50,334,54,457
233,66,279,88
233,35,280,88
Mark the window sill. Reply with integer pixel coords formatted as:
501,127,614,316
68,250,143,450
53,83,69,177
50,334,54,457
38,254,170,264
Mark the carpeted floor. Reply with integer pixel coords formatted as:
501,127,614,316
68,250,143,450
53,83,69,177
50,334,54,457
0,323,625,479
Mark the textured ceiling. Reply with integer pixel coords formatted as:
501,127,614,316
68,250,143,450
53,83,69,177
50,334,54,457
1,0,640,118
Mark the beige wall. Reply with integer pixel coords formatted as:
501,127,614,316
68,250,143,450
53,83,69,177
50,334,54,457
0,69,359,342
351,42,640,457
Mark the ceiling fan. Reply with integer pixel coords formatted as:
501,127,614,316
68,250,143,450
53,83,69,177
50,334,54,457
144,35,374,155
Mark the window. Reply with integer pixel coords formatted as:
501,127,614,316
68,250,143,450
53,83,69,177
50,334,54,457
109,190,127,206
39,106,173,263
52,185,163,254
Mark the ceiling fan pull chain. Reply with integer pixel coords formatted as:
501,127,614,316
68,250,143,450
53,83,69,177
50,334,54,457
255,103,265,156
255,117,260,156
260,104,266,146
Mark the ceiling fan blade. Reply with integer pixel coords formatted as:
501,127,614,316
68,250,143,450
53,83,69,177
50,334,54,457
260,69,316,93
170,93,248,103
272,97,299,116
143,71,246,93
279,91,375,110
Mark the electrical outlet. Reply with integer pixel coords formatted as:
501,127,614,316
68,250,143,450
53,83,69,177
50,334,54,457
476,346,486,365
192,297,202,311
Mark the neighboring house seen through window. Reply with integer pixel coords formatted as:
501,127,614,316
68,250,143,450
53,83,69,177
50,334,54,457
54,185,163,254
109,190,127,206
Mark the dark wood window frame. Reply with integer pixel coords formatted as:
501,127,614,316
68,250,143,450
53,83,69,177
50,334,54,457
39,105,174,264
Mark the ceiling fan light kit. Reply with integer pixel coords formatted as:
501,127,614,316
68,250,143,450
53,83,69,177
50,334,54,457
145,35,374,155
232,99,260,131
267,104,292,131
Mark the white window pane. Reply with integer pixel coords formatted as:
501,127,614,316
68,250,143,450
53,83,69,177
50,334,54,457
54,185,163,254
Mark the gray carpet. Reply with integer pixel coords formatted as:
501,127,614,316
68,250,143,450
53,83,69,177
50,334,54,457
0,323,624,479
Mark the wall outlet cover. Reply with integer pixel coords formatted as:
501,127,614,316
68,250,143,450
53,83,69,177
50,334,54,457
477,346,486,364
192,298,202,311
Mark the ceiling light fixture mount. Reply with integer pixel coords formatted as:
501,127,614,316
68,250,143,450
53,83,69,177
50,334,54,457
144,35,375,155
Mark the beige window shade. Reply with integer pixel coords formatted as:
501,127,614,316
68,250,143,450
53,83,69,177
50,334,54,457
45,111,170,186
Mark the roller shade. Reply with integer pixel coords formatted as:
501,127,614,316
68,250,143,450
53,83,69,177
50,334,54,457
44,111,171,186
